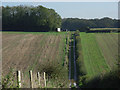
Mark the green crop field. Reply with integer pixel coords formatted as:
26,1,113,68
76,32,119,88
95,33,118,70
80,33,110,79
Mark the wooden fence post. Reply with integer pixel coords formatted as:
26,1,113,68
37,72,40,86
44,72,46,87
29,70,33,88
18,70,21,88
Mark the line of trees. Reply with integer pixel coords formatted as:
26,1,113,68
62,18,119,31
2,5,62,32
2,5,119,32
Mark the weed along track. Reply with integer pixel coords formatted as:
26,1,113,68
69,34,72,87
69,33,78,88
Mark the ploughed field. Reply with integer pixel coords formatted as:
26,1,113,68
2,32,69,88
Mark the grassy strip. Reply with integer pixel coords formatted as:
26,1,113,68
75,31,87,87
75,31,119,88
80,32,110,80
95,33,118,70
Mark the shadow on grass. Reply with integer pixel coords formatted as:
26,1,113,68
82,70,120,88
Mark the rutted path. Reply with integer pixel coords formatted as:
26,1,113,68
69,33,78,88
73,35,77,86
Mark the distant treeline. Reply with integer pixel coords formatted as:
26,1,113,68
2,5,120,32
2,5,61,32
62,18,119,31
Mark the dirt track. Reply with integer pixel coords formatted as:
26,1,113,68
69,34,77,88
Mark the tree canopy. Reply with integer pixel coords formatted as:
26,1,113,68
62,17,119,31
2,5,62,32
2,5,119,32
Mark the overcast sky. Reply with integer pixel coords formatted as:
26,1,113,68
2,2,118,19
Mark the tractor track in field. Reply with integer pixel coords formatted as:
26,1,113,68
73,35,77,86
69,35,72,87
69,33,78,88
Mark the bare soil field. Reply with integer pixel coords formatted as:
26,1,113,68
2,32,69,88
